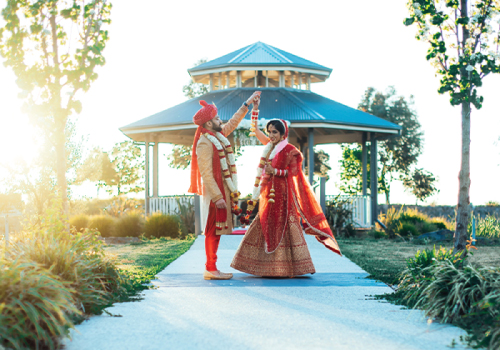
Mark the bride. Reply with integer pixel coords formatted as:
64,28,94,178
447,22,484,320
231,101,341,277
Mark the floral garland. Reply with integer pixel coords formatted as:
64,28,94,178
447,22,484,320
203,132,242,215
241,139,287,225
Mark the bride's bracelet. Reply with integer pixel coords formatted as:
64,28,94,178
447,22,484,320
273,168,288,177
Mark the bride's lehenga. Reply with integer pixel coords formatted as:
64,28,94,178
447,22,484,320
231,142,341,277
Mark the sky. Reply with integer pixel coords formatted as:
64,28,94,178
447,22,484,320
0,0,499,205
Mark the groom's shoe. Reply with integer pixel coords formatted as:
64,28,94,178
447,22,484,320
204,270,233,280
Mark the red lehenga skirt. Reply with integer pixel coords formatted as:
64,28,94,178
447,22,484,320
230,211,316,277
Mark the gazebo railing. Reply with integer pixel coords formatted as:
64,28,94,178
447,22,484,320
325,195,371,228
150,194,371,228
149,195,194,215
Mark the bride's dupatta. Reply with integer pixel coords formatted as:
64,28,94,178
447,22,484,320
259,143,341,256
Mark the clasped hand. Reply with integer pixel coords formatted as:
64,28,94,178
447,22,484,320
264,163,274,175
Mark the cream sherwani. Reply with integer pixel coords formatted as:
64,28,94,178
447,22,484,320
197,106,248,235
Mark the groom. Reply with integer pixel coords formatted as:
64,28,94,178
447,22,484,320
189,91,261,280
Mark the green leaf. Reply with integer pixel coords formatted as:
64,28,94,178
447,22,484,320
456,17,469,25
404,17,415,26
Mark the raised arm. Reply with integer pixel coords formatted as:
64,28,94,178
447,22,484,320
222,91,261,136
254,124,270,145
251,95,270,145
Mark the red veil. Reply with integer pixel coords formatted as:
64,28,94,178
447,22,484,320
258,143,341,256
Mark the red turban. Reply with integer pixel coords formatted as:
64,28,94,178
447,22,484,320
193,100,217,126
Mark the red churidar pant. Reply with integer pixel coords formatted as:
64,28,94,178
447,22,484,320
205,202,221,271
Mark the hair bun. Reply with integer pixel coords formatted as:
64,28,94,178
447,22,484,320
199,100,208,107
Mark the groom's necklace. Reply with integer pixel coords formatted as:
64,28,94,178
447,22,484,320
203,132,239,195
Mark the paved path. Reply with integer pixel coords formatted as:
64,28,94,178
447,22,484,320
63,235,467,350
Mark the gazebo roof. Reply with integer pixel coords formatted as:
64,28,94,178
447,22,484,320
189,42,332,74
120,88,401,146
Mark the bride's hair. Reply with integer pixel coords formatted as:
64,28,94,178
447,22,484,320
266,120,286,136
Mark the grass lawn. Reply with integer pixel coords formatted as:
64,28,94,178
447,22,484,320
338,238,500,286
105,237,195,296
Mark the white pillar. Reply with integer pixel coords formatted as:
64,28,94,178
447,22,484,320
144,136,150,216
291,72,295,88
236,71,242,87
279,71,284,87
218,74,221,90
307,74,311,90
153,142,159,197
265,70,269,87
209,73,214,91
298,74,303,90
226,72,230,89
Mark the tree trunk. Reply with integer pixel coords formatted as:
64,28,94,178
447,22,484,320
55,136,69,219
453,101,471,255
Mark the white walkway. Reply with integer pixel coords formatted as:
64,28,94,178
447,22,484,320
63,235,468,350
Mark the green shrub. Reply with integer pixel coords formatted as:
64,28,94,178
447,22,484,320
145,213,184,239
397,222,418,237
0,258,78,350
325,195,355,237
429,217,452,230
369,229,387,239
416,221,438,234
175,198,195,234
399,208,429,225
114,211,144,237
89,215,116,237
378,207,403,238
70,214,89,232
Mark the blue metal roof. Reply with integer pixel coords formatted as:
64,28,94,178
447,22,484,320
120,88,401,132
188,42,332,73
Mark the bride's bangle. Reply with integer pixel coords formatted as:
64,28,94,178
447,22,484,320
273,169,288,177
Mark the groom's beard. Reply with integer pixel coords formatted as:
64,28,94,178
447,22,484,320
213,124,223,132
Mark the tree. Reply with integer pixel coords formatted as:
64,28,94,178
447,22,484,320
75,147,116,196
1,121,84,219
107,141,144,195
0,0,112,218
182,58,209,99
304,149,332,183
402,168,439,203
404,0,500,254
339,87,438,203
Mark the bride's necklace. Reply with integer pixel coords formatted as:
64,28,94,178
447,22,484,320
242,140,286,224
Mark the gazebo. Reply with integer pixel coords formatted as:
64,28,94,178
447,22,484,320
120,42,401,232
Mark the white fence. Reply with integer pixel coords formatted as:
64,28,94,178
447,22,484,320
151,194,371,228
149,196,194,215
325,195,371,228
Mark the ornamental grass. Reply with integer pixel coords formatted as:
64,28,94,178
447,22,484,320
0,258,78,350
1,200,131,349
395,246,500,349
